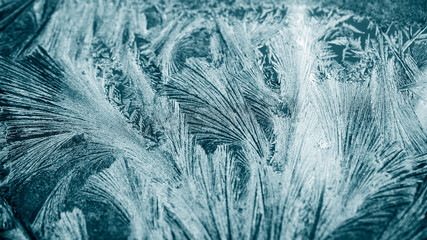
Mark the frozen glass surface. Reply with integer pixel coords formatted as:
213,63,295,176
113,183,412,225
0,1,426,239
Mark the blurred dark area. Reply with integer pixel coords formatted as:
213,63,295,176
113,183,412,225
321,0,427,28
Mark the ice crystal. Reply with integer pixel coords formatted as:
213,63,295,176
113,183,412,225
0,0,426,239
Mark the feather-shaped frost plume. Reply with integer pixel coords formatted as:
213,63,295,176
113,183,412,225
0,0,426,239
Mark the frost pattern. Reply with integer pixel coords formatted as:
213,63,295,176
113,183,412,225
0,1,426,240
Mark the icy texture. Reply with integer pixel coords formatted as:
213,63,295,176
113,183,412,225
0,0,426,239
